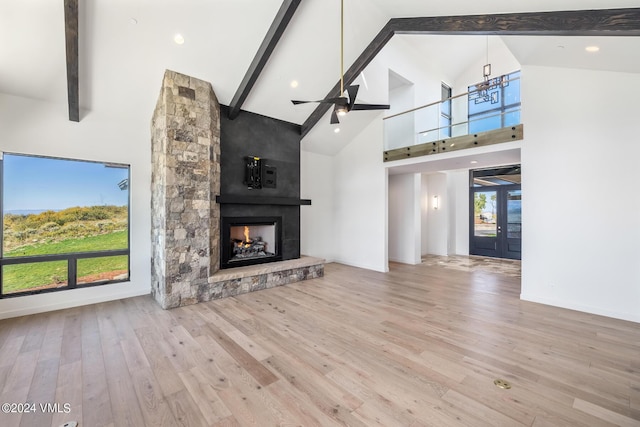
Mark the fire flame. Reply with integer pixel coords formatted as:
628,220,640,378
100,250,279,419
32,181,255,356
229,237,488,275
244,226,250,243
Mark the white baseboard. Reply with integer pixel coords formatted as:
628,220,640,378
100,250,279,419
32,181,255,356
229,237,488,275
0,287,151,320
520,293,640,324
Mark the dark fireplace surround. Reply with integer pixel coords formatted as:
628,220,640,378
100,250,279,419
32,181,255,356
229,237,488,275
218,104,307,268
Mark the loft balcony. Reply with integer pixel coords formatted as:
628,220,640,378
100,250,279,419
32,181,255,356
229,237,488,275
383,71,523,162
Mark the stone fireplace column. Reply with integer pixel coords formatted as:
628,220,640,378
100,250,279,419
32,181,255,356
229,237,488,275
151,70,220,309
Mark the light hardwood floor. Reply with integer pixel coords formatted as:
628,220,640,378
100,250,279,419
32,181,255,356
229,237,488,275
0,259,639,427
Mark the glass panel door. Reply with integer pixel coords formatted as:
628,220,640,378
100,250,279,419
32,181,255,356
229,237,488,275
507,190,522,239
471,190,500,257
503,189,522,259
474,191,497,237
469,165,521,260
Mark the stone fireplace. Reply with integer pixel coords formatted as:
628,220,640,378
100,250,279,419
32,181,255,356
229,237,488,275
151,70,323,310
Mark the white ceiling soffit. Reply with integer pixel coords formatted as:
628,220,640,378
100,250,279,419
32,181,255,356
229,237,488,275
386,144,522,176
502,36,640,73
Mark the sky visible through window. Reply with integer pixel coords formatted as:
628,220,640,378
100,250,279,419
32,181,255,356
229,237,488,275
3,154,128,213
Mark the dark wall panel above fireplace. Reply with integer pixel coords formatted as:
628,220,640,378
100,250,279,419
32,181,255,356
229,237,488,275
218,106,303,266
220,105,301,198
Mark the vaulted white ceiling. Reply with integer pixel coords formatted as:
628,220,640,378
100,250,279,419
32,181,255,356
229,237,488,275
2,0,640,145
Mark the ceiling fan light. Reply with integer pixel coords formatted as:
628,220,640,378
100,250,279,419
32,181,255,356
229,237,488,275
336,105,348,116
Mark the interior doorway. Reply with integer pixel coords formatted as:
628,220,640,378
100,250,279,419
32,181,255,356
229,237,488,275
469,165,521,260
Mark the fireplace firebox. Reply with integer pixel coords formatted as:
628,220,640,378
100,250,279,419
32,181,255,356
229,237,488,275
221,216,283,269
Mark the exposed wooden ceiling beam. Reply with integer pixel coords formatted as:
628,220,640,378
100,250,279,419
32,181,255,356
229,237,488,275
301,8,640,138
228,0,301,120
64,0,79,122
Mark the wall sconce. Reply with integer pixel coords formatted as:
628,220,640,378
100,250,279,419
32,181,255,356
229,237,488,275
433,195,439,210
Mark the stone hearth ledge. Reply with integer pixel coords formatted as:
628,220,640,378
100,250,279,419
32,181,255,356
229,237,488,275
199,256,325,301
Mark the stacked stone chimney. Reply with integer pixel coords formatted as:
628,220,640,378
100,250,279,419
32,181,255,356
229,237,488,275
151,70,220,309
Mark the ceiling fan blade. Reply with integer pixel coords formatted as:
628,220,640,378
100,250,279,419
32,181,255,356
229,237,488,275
351,103,390,111
291,97,348,106
346,85,359,111
330,109,340,124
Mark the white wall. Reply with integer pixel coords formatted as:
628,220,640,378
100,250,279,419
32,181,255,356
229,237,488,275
419,169,470,257
388,173,421,264
300,150,335,262
425,173,448,256
448,170,470,255
420,174,429,255
521,65,640,323
332,117,388,271
0,94,151,319
385,73,416,150
381,38,451,150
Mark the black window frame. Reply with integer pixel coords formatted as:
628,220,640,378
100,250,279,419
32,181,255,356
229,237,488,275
468,70,521,133
440,82,453,138
0,152,131,298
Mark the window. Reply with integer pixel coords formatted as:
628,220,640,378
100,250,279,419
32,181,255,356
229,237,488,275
468,70,521,134
440,82,452,138
0,153,130,297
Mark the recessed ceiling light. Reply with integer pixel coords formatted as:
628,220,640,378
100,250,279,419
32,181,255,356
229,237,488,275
290,80,299,88
470,160,478,164
585,46,600,53
334,128,340,133
174,34,185,45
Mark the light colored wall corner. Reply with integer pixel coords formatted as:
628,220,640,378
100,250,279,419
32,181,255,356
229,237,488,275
388,173,421,265
521,65,640,322
300,149,335,262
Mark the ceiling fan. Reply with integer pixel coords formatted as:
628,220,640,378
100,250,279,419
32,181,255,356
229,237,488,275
291,0,390,124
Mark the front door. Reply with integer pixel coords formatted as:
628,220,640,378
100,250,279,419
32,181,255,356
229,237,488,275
469,166,521,260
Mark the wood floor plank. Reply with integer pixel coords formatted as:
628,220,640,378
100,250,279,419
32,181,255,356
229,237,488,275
264,353,364,419
0,336,25,369
178,367,232,425
100,326,146,427
19,314,48,354
81,305,113,427
1,348,37,395
59,313,81,366
264,380,343,426
210,415,242,427
135,326,186,397
224,329,272,362
164,388,209,427
20,357,59,427
0,350,39,427
573,398,640,427
119,337,177,427
204,322,278,387
51,360,83,427
0,257,638,426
